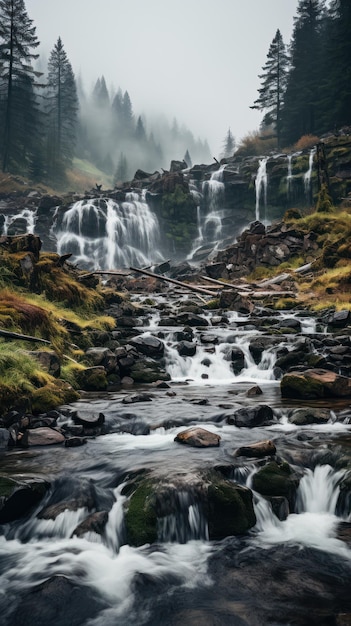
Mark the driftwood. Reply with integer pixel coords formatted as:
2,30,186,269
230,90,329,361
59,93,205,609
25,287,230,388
0,329,51,344
78,270,131,279
129,266,217,297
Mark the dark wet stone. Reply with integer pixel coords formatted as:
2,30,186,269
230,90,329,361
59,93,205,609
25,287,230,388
227,405,274,428
175,427,220,448
0,477,49,523
72,511,109,538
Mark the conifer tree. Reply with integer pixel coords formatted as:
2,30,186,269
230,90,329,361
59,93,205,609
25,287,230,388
46,37,78,182
251,29,289,149
0,0,42,172
184,149,192,168
281,0,326,145
221,128,236,158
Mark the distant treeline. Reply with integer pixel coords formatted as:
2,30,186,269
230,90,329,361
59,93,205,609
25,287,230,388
0,0,211,187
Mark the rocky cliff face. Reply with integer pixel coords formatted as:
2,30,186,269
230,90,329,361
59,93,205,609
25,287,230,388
0,133,350,265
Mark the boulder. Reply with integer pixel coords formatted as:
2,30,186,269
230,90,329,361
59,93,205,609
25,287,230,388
227,405,274,428
288,408,331,425
21,427,65,447
76,366,108,391
252,460,300,507
206,475,256,538
219,290,254,314
234,439,276,458
73,412,105,429
0,476,49,523
28,350,61,377
128,335,164,358
281,368,351,399
129,357,170,383
176,340,197,357
174,427,221,448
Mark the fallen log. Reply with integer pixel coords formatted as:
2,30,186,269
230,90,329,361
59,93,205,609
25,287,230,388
129,266,217,297
78,270,131,279
201,276,252,292
0,329,51,344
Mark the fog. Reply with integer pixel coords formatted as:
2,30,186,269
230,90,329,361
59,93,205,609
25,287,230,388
25,0,298,160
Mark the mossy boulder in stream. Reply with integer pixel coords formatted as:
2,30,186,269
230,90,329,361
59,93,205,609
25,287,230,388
124,471,256,546
252,460,300,508
281,369,351,399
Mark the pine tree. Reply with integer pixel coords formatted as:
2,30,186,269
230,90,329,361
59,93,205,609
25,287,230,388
323,0,351,129
184,149,192,168
281,0,326,145
135,115,146,143
45,37,78,182
221,128,236,158
93,75,109,107
114,152,128,184
121,90,134,134
0,0,42,172
250,29,289,149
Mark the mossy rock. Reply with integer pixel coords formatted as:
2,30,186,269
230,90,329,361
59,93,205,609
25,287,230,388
252,460,299,506
129,358,170,383
76,366,108,391
31,382,79,414
206,474,256,538
124,478,158,546
280,372,324,399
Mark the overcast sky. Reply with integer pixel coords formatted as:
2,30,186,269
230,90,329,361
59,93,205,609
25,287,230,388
26,0,299,157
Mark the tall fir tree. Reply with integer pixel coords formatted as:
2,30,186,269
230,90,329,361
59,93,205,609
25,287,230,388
0,0,42,172
250,29,289,149
45,37,78,182
221,128,236,158
281,0,326,145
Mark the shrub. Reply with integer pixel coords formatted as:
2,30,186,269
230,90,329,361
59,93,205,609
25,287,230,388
293,135,319,151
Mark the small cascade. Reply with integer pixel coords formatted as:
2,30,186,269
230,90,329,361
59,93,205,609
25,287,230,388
189,167,226,258
286,154,293,199
304,147,316,201
53,193,163,269
255,157,268,222
157,491,208,543
3,208,37,235
253,464,349,556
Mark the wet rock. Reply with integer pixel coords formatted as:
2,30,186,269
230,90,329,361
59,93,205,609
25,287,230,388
227,405,274,428
206,474,256,538
129,334,165,358
174,427,221,448
252,460,300,507
76,366,108,391
65,437,87,447
328,309,351,328
234,439,276,458
122,393,153,404
0,476,49,523
38,479,95,519
174,312,209,327
7,574,107,626
129,356,170,383
73,413,105,429
228,346,245,375
269,495,289,521
281,368,351,398
85,347,117,372
205,262,227,279
246,385,263,396
21,427,65,447
288,408,331,425
219,290,254,314
121,418,150,436
0,428,9,448
176,341,196,356
72,511,109,538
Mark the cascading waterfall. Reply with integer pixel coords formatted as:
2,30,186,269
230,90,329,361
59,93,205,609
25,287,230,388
53,193,163,269
3,208,37,235
255,157,268,222
304,147,316,201
188,166,226,258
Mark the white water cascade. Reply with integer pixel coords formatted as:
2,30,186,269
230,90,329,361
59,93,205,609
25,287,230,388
304,147,316,201
188,167,225,258
255,157,268,222
3,208,37,235
253,464,349,557
53,193,163,269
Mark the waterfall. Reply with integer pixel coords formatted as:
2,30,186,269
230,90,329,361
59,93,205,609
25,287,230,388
188,167,225,259
287,154,293,199
3,208,37,235
304,147,316,201
53,193,163,269
157,491,208,543
255,157,268,222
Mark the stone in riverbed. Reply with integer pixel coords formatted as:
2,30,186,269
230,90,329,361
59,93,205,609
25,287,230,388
72,511,109,538
0,476,49,523
281,368,351,399
252,460,300,507
128,335,165,358
227,405,274,428
288,407,331,425
20,427,65,447
174,427,221,448
76,366,108,391
234,439,276,458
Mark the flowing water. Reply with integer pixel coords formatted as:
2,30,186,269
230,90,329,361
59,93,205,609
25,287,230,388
52,194,163,269
304,147,316,202
255,157,268,222
1,302,350,625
